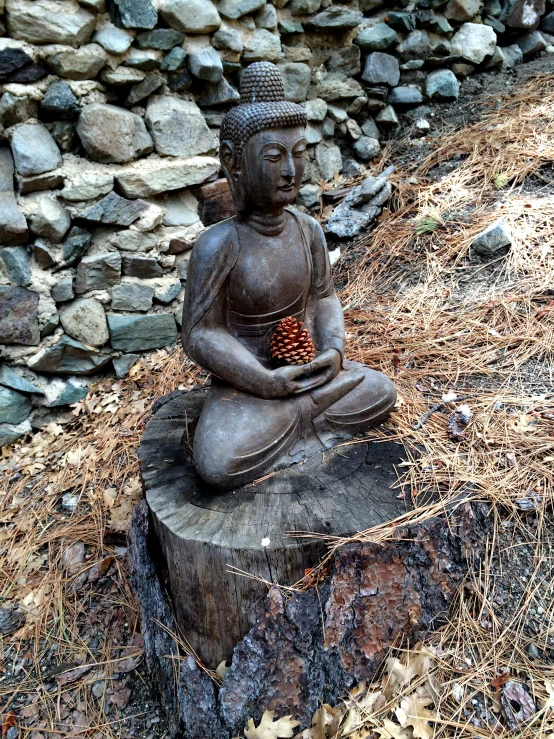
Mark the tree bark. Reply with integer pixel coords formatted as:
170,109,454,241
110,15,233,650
138,390,410,667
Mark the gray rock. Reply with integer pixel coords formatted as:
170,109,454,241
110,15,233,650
502,43,523,67
75,252,122,293
327,45,361,77
0,365,42,394
107,313,178,351
451,23,497,64
28,335,111,375
111,281,155,311
386,11,416,32
315,141,342,180
160,47,187,71
60,297,109,347
145,97,214,158
483,45,505,69
485,16,506,34
46,378,89,406
80,192,149,226
40,311,59,336
212,28,243,52
304,98,327,121
30,196,71,243
518,30,547,54
314,76,365,101
162,192,199,226
0,387,32,425
541,11,554,32
51,123,75,153
62,226,92,266
109,230,158,252
51,276,75,303
305,6,364,30
113,353,141,378
327,203,380,239
136,28,184,49
117,156,219,198
361,118,380,139
6,0,96,46
322,117,335,139
93,23,134,53
17,169,65,196
40,81,80,121
445,0,481,21
0,246,30,286
0,422,30,446
122,254,163,278
0,48,35,79
161,0,222,33
0,286,40,345
168,68,194,92
61,172,114,202
11,124,61,177
125,73,165,106
256,4,277,29
326,104,348,122
154,278,182,304
218,0,265,19
290,0,321,13
77,104,154,164
33,239,58,268
355,22,398,51
342,158,361,177
305,124,322,144
376,105,399,127
0,148,27,246
398,29,432,61
243,29,283,62
278,63,311,102
362,52,400,86
471,218,511,257
417,10,453,33
107,0,157,29
502,0,545,29
426,69,460,100
0,94,38,128
101,66,147,85
388,86,423,106
188,47,223,82
296,184,321,208
353,136,381,162
279,19,303,33
198,78,240,106
46,44,107,80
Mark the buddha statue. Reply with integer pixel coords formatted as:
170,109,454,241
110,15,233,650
182,62,396,490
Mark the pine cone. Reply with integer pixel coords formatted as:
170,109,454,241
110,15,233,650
269,316,316,366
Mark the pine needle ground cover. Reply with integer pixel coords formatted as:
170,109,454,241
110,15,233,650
1,69,554,737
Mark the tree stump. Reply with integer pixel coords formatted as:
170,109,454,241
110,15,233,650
138,389,409,667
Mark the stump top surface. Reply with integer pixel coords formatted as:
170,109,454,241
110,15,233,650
139,392,409,550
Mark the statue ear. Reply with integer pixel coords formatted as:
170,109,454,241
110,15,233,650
220,140,246,215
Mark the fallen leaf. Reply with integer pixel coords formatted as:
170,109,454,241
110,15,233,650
396,692,438,739
297,703,345,738
447,404,472,442
2,712,16,738
490,673,510,688
375,718,411,739
545,679,554,710
382,646,436,699
243,710,299,739
54,663,94,685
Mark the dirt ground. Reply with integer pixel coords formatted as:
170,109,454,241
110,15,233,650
1,53,554,738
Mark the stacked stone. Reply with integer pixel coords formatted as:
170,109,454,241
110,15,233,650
0,0,551,444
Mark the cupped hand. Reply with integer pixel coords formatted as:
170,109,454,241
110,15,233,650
261,349,341,398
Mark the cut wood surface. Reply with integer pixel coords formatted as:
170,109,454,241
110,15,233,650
139,389,409,666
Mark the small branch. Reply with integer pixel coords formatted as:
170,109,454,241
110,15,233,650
413,394,478,430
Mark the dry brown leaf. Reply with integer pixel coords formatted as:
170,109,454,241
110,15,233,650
243,710,299,739
374,719,412,739
395,692,438,739
298,704,345,738
382,646,436,699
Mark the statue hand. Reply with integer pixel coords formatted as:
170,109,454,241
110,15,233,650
291,349,341,393
261,364,317,399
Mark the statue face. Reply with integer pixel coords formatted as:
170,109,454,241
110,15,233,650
240,126,306,211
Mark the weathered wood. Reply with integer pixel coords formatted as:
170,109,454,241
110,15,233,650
129,492,490,739
193,178,235,226
138,389,409,667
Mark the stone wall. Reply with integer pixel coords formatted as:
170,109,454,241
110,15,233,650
0,0,552,445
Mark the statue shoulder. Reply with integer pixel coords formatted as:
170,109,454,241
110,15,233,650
191,218,238,262
288,209,325,244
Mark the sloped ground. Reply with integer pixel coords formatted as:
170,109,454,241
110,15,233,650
1,60,554,738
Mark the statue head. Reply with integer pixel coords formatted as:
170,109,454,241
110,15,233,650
220,62,307,216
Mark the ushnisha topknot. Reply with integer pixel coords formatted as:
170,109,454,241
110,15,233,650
221,62,307,158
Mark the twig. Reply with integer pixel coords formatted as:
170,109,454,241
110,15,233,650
413,394,478,430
